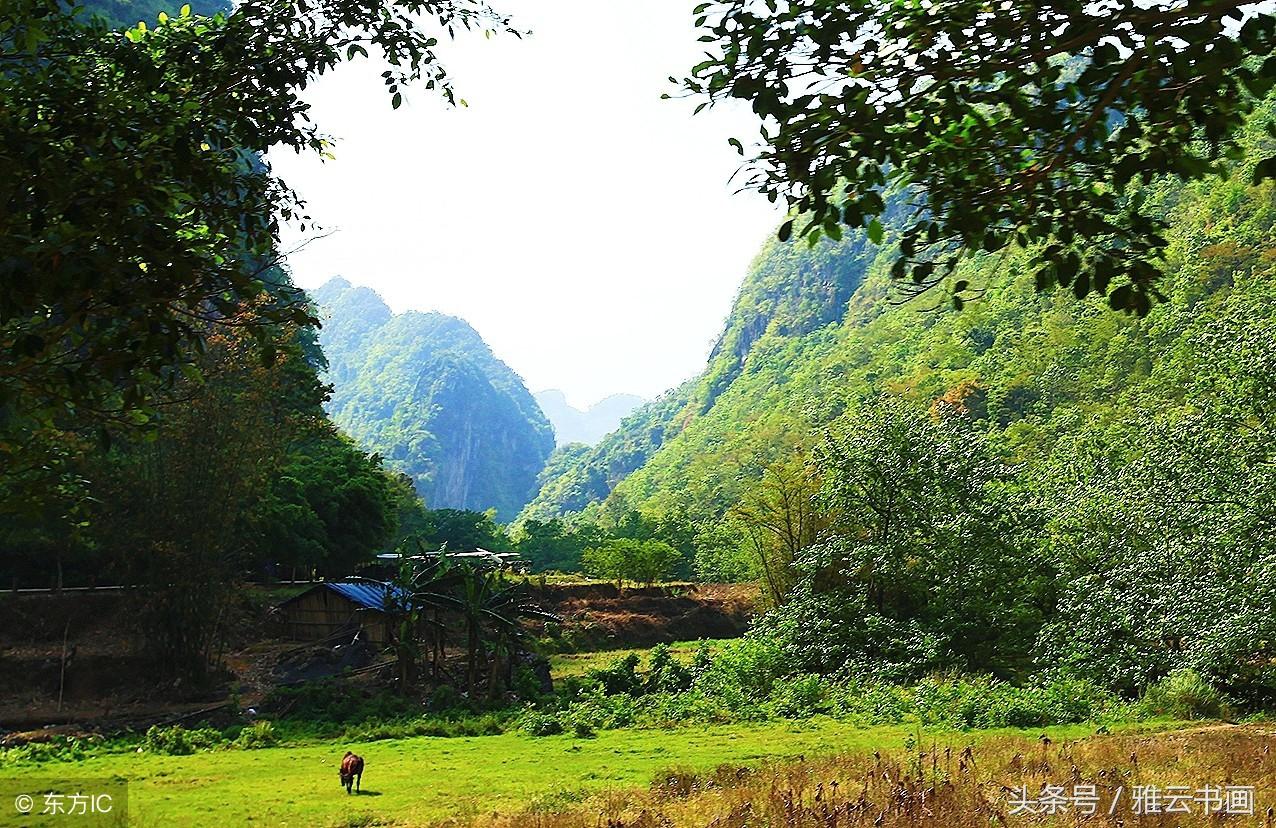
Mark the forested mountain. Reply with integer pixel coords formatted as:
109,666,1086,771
523,99,1276,527
534,390,644,446
84,0,229,27
314,278,554,521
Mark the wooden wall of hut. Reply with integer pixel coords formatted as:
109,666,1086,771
279,588,392,645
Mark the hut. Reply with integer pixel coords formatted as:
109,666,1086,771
275,580,407,645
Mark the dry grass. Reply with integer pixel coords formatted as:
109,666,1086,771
471,725,1276,828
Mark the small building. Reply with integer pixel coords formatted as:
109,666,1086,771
275,580,407,646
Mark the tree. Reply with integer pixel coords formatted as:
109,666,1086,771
683,0,1276,314
629,539,681,588
382,552,467,691
582,538,684,589
689,520,759,584
760,397,1049,680
256,431,399,579
94,317,304,679
1,0,515,484
729,453,827,607
514,517,604,572
1036,304,1276,701
406,508,511,553
611,508,697,580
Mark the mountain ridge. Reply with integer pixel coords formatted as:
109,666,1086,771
520,100,1276,526
314,278,554,521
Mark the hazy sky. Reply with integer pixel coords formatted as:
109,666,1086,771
269,0,782,410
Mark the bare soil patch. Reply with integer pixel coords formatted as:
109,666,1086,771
531,583,756,650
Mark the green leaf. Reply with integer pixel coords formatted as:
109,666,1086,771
867,218,884,245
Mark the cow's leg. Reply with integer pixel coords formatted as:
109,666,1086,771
356,772,361,793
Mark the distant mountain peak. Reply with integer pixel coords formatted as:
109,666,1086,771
311,277,553,521
534,390,645,447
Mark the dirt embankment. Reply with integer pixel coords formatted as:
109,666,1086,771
0,589,261,732
530,582,757,650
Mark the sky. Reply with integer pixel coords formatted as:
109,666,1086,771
269,0,782,410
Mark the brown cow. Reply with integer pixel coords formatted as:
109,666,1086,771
339,751,364,794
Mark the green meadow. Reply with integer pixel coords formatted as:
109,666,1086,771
2,720,1133,827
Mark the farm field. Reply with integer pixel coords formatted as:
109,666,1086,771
0,719,1145,827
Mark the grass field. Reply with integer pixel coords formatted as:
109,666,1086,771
547,639,724,678
0,719,1136,827
472,724,1275,828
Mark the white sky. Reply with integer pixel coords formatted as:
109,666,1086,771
270,0,782,410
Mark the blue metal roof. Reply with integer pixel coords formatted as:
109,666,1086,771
323,581,409,611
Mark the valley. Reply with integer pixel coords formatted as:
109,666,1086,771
4,0,1276,825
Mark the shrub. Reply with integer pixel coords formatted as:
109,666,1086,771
521,712,565,737
768,674,831,718
646,644,692,694
0,735,110,766
235,720,277,749
142,725,225,755
560,684,639,730
512,665,547,701
425,683,464,713
588,653,644,696
694,636,783,700
265,680,420,728
1140,669,1232,720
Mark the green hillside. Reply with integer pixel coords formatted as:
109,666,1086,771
523,99,1276,527
314,278,554,522
79,0,229,28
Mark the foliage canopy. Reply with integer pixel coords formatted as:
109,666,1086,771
683,0,1276,313
0,0,513,471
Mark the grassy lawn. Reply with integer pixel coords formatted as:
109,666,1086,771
548,639,726,678
1,719,1131,827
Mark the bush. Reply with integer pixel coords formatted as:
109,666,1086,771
235,720,277,749
588,653,644,696
520,711,565,737
823,674,1132,729
0,735,110,766
768,674,831,718
694,636,783,701
646,644,692,694
142,725,225,755
1140,669,1232,720
425,683,464,713
265,680,420,728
